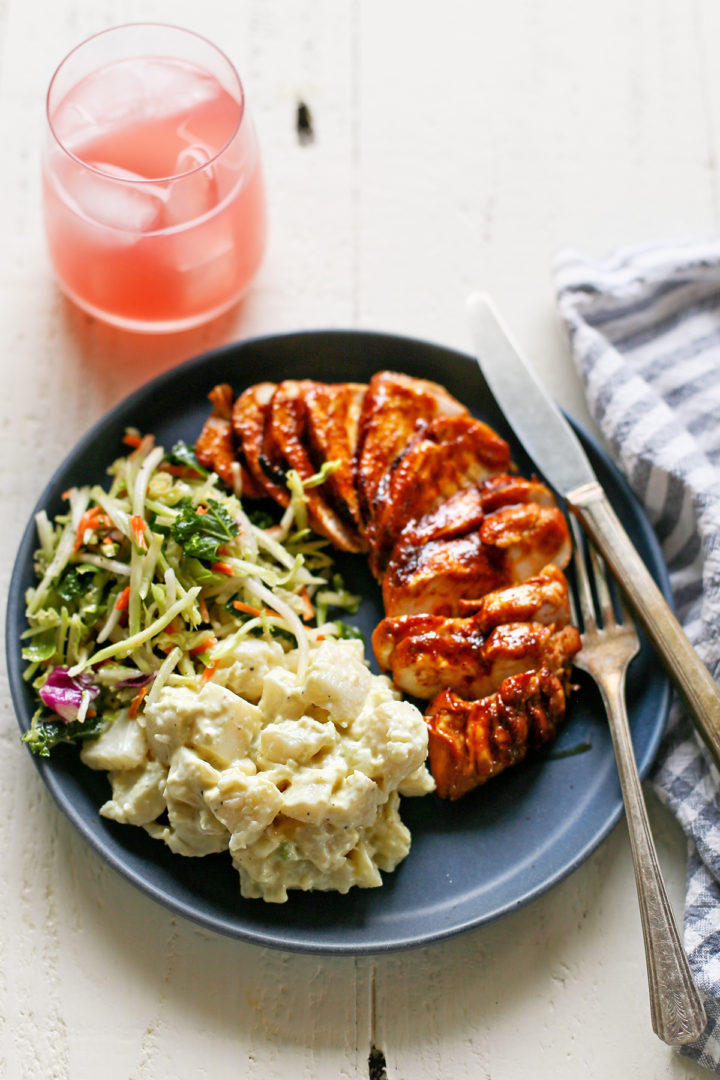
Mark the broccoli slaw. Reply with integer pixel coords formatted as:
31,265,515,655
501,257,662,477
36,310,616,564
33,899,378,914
21,431,360,756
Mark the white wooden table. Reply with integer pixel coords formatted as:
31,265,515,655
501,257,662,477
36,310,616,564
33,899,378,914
2,1,718,1077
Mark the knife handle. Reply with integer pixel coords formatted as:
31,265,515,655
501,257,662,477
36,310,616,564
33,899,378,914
568,481,720,772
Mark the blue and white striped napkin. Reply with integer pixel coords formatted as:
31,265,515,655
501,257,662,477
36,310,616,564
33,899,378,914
554,240,720,1070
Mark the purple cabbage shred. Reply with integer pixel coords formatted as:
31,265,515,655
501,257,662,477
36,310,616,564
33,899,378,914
39,667,100,723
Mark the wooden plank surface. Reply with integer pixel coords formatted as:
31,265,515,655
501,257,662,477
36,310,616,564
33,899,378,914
1,0,716,1076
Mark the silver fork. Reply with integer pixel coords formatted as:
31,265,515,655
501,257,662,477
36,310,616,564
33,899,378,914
569,517,706,1045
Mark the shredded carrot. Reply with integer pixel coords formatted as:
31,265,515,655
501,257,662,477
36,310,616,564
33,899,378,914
201,661,219,683
122,432,143,448
61,489,72,501
232,600,264,617
199,594,210,623
128,434,155,459
189,635,218,655
74,506,111,550
195,505,209,515
298,587,314,623
130,515,148,550
128,684,150,718
115,586,131,611
211,561,234,576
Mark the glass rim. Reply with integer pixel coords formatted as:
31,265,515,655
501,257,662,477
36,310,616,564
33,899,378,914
45,22,247,185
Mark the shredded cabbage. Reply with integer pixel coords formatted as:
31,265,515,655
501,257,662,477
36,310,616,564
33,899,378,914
21,434,360,756
39,667,99,722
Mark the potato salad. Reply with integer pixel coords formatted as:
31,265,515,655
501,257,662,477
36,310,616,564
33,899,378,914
21,432,433,901
84,637,432,901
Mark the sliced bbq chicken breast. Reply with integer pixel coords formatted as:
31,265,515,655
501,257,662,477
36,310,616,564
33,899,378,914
265,380,367,552
366,414,511,577
200,371,581,803
231,381,290,505
303,380,367,533
373,565,579,700
426,667,570,800
195,384,264,497
383,501,572,617
355,371,468,527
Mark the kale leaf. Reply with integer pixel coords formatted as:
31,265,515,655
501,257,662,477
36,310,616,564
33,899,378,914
166,440,208,477
22,712,105,758
170,498,239,561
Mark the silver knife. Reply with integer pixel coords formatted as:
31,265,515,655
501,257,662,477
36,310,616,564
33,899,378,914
467,291,720,770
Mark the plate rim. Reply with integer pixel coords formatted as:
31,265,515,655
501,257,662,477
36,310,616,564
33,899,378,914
5,327,673,955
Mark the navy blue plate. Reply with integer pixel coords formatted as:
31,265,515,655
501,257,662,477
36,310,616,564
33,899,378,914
6,330,672,954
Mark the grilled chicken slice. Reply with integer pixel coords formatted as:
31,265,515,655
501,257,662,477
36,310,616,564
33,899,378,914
479,502,572,583
265,380,367,552
456,562,570,619
375,564,572,665
373,564,577,699
367,414,512,577
195,383,235,489
375,619,580,701
395,474,557,550
231,382,290,505
426,667,569,800
303,381,367,533
355,371,468,526
195,384,264,497
384,532,509,617
383,502,572,617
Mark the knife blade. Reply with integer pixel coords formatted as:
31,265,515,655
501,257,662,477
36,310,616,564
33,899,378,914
467,291,720,772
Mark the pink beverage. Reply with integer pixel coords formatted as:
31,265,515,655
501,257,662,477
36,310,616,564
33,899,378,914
42,26,267,332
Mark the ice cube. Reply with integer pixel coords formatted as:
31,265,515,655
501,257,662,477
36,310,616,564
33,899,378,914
54,61,147,147
64,163,166,234
53,58,218,151
163,149,217,226
171,210,236,307
138,58,218,115
50,99,98,144
175,143,213,174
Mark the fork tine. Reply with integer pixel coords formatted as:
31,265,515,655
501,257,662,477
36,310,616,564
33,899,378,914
567,571,580,628
569,515,596,631
588,545,616,628
571,514,637,635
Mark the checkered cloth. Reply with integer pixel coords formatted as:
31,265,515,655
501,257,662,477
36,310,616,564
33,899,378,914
553,240,720,1069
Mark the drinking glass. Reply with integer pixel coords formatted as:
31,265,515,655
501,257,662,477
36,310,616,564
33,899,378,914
42,24,267,333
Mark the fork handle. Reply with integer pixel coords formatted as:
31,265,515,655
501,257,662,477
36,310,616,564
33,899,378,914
569,481,720,772
598,670,706,1044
